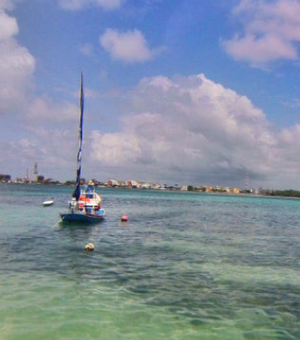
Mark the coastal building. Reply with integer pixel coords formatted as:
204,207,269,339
106,179,121,187
105,178,241,194
127,180,140,188
36,175,45,183
106,179,162,189
0,174,11,182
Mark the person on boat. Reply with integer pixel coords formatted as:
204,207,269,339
79,181,94,201
77,180,102,213
69,198,77,213
85,180,95,198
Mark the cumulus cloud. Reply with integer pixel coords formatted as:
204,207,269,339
100,29,157,63
0,4,78,179
1,95,81,180
84,73,300,188
0,8,17,39
0,0,15,10
0,9,35,115
88,74,282,186
27,97,79,123
58,0,122,11
0,2,91,182
0,126,79,180
3,67,300,188
222,0,300,66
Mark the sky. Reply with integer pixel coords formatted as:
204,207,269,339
1,0,300,189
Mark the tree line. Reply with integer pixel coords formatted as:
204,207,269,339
261,189,300,198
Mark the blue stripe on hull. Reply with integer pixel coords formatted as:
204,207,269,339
60,212,104,224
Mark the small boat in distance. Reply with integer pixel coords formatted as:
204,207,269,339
59,73,105,224
43,199,54,207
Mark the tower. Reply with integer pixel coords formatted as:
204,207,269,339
34,162,38,175
33,162,38,182
245,171,249,192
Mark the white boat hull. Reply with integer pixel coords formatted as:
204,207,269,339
43,200,54,207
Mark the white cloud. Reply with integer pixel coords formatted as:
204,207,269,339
0,9,35,115
0,3,84,180
0,0,15,10
58,0,122,11
222,0,300,66
27,97,78,122
0,9,18,40
3,69,300,188
0,126,79,180
100,29,154,63
82,73,300,188
91,131,142,165
89,74,283,186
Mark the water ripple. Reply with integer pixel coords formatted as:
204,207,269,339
1,185,300,339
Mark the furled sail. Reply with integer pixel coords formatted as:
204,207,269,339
72,72,84,201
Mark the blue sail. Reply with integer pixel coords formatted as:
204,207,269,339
72,72,84,201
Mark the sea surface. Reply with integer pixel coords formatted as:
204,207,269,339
1,184,300,340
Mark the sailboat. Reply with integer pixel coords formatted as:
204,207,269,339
59,73,105,224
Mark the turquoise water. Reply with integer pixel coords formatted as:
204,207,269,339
1,184,300,339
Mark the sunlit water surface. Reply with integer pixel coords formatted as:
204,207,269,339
1,184,300,339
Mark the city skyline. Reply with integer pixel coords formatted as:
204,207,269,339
1,0,300,189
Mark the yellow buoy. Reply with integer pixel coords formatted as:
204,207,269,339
85,243,95,251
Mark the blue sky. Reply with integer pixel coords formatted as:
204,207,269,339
1,0,300,189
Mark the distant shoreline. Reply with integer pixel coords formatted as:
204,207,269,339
2,182,300,200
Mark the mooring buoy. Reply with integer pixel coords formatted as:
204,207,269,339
85,243,95,251
121,215,128,222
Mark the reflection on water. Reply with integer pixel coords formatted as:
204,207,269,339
1,185,300,339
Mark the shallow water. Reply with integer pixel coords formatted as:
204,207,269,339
1,184,300,339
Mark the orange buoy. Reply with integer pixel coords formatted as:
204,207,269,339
121,215,128,222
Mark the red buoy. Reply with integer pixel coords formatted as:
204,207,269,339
121,215,128,222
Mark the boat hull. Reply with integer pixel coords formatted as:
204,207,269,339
60,209,105,224
43,200,54,207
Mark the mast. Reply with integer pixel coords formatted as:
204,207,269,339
72,72,84,201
